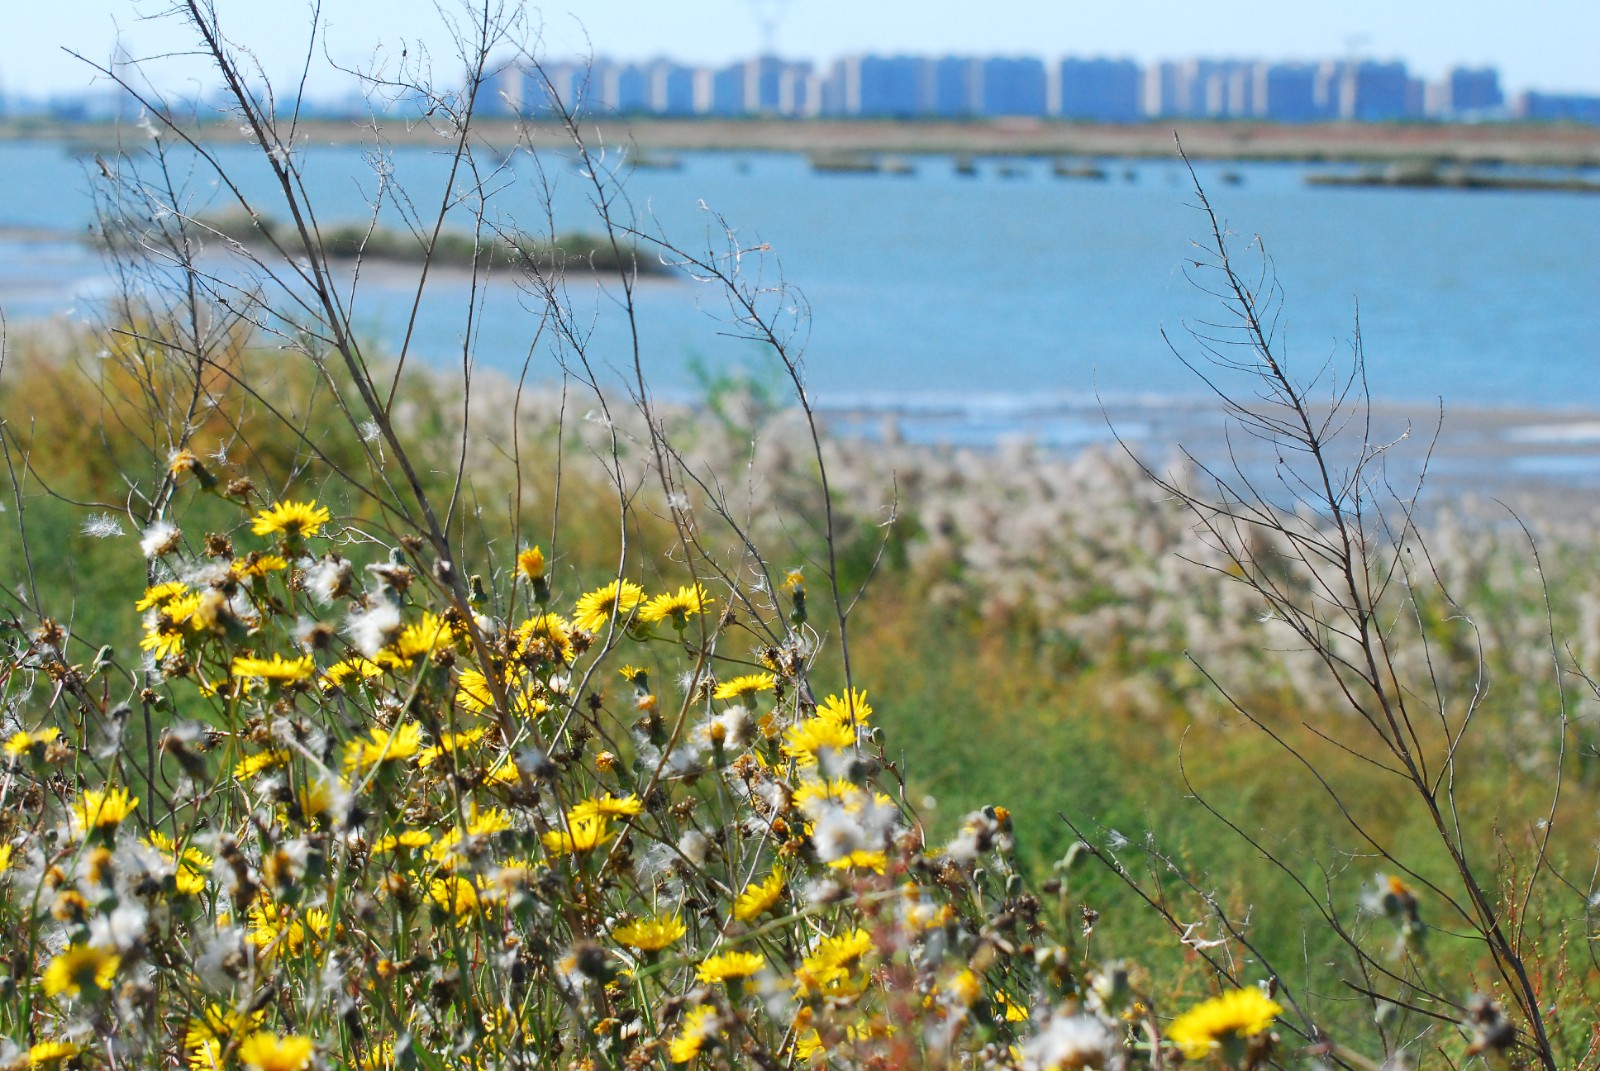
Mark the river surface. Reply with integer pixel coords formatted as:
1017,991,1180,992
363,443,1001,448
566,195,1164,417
1,137,1597,476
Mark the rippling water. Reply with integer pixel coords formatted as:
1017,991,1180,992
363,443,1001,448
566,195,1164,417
2,138,1597,434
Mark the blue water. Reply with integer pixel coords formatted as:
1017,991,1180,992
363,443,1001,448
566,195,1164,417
2,138,1598,418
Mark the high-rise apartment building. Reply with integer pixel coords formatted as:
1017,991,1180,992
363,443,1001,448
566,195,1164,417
1058,58,1142,122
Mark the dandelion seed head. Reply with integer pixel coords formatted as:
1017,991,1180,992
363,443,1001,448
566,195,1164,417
81,514,124,539
141,521,180,558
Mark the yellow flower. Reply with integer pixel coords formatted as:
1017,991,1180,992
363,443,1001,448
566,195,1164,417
27,1040,81,1066
321,657,387,690
371,829,433,853
1166,988,1284,1061
5,726,61,761
612,912,687,951
146,830,213,896
41,942,121,997
541,814,613,856
827,849,888,874
668,1004,720,1064
429,875,481,916
514,613,575,663
816,688,872,726
250,500,331,539
230,553,289,579
638,583,714,628
572,579,645,632
234,749,291,780
570,793,643,821
783,568,805,594
0,844,13,874
142,591,202,658
391,611,458,660
713,673,776,701
796,928,876,996
516,546,545,579
696,950,765,984
344,722,424,775
186,1004,267,1067
247,900,330,959
732,867,785,921
783,717,857,765
236,1031,315,1071
70,786,139,838
231,653,315,683
416,727,488,768
136,580,190,610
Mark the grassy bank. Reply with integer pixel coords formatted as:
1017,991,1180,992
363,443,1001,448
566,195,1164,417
6,320,1599,1055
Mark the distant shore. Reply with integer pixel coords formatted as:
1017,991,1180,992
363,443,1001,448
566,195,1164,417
9,116,1600,166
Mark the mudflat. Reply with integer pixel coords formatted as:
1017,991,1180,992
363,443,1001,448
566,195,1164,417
10,116,1600,165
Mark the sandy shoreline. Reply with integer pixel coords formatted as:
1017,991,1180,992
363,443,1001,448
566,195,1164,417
11,117,1600,166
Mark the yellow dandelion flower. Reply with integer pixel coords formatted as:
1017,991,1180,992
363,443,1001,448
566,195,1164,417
5,726,61,761
733,867,785,921
344,722,423,775
1167,988,1284,1061
28,1040,81,1066
572,579,645,632
250,500,331,539
793,778,869,812
713,672,776,701
995,990,1031,1022
429,875,481,917
186,1005,267,1065
638,583,714,628
321,657,386,690
455,667,501,712
247,900,330,959
783,568,805,594
668,1004,720,1064
515,613,575,663
141,591,202,658
236,1031,315,1071
816,688,872,726
416,726,488,768
233,749,291,781
135,580,189,610
783,717,857,765
696,950,765,984
517,546,545,579
41,942,120,997
570,793,643,822
0,844,13,874
146,830,213,896
70,786,139,838
827,849,888,874
795,929,874,998
230,553,289,579
371,829,433,853
541,814,613,856
231,653,315,683
357,1041,395,1071
612,913,686,951
391,611,458,660
808,928,873,972
617,664,649,687
792,1028,824,1063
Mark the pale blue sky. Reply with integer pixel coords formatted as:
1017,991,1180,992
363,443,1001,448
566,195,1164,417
8,1,1600,99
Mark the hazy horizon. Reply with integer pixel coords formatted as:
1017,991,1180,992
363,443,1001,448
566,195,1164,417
5,1,1600,102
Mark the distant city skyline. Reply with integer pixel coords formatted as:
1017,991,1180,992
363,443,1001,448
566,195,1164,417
5,1,1600,101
